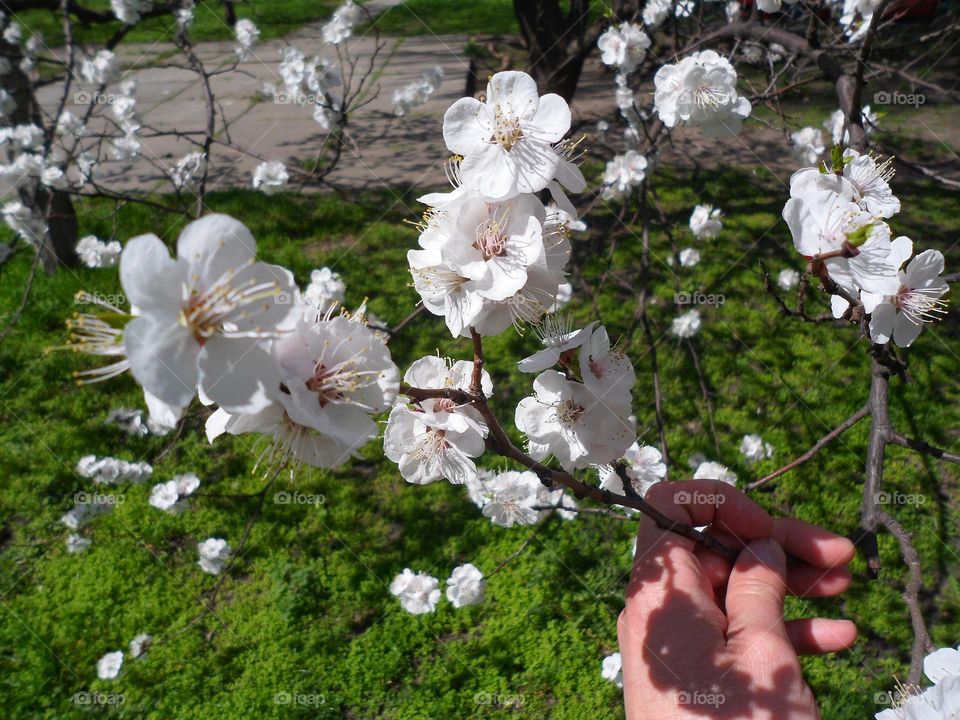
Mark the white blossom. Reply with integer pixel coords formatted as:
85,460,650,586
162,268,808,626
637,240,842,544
777,268,800,291
679,247,700,267
393,67,444,116
599,443,667,497
689,204,723,240
445,563,485,607
66,534,91,554
129,633,152,658
791,126,825,166
76,235,121,268
234,19,260,60
740,434,774,463
602,151,647,200
79,50,119,85
654,50,751,137
601,652,623,688
170,152,206,190
302,266,345,314
671,309,701,338
96,651,123,680
111,0,152,25
252,160,289,195
693,460,737,484
389,569,440,614
197,537,231,575
597,23,651,74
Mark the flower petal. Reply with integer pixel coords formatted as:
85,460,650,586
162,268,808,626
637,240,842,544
120,234,185,320
124,317,198,408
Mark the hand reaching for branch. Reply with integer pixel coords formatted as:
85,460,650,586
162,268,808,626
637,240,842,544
618,481,857,719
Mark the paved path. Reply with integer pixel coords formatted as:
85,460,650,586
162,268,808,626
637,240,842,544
30,4,958,199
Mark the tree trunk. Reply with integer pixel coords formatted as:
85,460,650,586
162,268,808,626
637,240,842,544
223,1,237,26
512,0,595,102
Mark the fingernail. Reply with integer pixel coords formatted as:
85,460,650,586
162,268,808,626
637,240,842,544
749,537,784,567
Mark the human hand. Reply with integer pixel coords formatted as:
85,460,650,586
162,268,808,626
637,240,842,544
618,480,857,719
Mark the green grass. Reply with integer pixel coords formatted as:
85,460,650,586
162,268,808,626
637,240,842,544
11,0,340,47
0,166,959,719
368,0,608,36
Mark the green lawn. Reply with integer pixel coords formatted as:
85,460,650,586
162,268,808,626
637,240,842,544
0,166,958,718
10,0,341,47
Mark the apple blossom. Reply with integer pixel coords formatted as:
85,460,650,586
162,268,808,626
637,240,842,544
671,309,701,338
515,370,635,472
679,248,700,267
693,460,737,484
654,51,752,137
480,470,542,527
777,268,800,291
602,151,648,200
197,537,231,575
791,126,825,166
234,19,260,60
445,563,485,607
393,67,444,117
129,633,152,659
598,443,667,497
601,652,624,688
322,0,363,45
76,235,121,268
389,569,440,615
66,534,91,554
597,23,651,74
442,70,579,198
252,160,289,195
97,651,123,680
111,0,151,25
384,356,491,484
867,249,949,347
302,266,346,314
740,434,774,463
119,213,297,418
689,204,723,240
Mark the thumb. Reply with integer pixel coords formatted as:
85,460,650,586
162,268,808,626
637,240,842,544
724,537,793,653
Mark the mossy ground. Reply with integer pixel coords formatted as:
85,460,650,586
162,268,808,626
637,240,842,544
0,166,958,719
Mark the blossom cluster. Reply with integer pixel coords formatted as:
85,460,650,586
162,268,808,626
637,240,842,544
406,71,584,337
654,50,752,137
783,149,948,347
392,66,444,117
389,563,485,614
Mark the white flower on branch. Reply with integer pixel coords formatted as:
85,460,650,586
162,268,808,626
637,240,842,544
689,204,723,240
671,309,701,338
824,106,878,146
393,67,444,117
118,214,297,419
446,563,485,607
111,0,152,25
877,642,960,719
756,0,799,13
598,23,651,74
740,434,774,464
79,49,119,85
679,248,700,267
149,473,200,512
598,442,667,498
66,534,91,554
129,633,152,659
170,152,206,191
322,0,363,45
654,50,752,137
442,70,583,198
516,369,635,472
389,569,440,615
790,126,825,166
76,235,121,268
197,537,231,575
252,160,289,195
693,460,737,485
302,266,345,315
234,19,260,61
602,151,648,200
76,454,152,485
384,356,491,485
777,268,800,291
865,247,949,348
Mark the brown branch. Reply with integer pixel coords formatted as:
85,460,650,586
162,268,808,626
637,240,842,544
877,509,930,686
888,433,960,464
747,403,871,490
